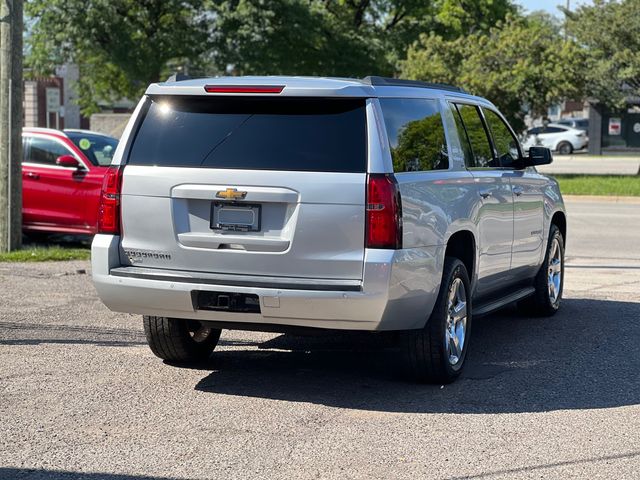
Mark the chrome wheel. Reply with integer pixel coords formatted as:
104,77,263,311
187,320,213,343
547,237,562,304
445,277,468,366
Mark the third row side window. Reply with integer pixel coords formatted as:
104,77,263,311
379,98,449,172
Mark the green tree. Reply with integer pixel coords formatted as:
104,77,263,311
402,13,585,130
26,0,212,114
566,0,640,107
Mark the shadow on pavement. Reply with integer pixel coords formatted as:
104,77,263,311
0,469,186,480
189,298,640,414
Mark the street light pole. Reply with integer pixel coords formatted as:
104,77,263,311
0,0,23,252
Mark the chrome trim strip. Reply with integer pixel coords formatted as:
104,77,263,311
110,266,363,292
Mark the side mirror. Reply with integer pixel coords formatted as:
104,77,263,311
56,155,81,169
524,146,552,167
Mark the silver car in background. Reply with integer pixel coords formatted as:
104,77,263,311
92,76,567,383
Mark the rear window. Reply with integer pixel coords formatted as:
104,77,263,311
127,96,367,172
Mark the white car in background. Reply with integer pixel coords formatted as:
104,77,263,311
522,123,588,155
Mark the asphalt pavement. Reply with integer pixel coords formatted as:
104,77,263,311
1,198,639,480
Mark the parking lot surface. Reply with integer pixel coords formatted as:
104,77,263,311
1,198,639,480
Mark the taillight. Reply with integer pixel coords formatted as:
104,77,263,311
97,166,124,234
366,174,402,249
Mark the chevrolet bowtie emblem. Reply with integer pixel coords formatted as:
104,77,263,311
216,188,247,200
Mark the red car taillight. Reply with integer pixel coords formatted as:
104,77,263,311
97,166,124,234
366,174,402,249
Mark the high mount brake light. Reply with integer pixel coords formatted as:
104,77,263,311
366,174,402,249
97,166,125,234
203,85,285,94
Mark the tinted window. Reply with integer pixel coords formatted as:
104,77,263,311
449,103,474,168
128,96,367,172
527,127,542,135
26,137,71,165
575,119,588,128
483,109,521,168
380,98,448,172
66,132,118,166
543,126,565,134
454,104,495,168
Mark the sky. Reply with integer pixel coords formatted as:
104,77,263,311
517,0,593,16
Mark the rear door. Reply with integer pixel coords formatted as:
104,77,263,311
119,95,368,280
449,103,514,298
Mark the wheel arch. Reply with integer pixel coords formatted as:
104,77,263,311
443,229,477,290
551,210,567,243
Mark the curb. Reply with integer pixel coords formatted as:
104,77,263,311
563,194,640,203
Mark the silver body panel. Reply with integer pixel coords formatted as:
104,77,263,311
92,76,566,331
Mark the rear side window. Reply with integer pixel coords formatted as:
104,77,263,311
452,104,496,168
379,98,448,172
127,96,367,172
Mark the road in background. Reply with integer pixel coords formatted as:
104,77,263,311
1,198,639,480
538,155,640,175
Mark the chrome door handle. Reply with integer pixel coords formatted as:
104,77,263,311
479,189,492,199
513,186,524,196
25,172,40,180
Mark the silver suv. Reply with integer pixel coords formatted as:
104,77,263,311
92,76,566,383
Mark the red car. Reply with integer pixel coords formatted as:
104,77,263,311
22,128,119,235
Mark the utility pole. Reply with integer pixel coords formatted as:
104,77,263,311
0,0,23,252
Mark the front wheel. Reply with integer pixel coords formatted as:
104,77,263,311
404,257,472,384
143,316,221,362
519,224,564,316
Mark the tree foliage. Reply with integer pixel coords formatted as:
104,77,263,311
566,0,640,107
402,13,585,130
27,0,612,123
26,0,212,114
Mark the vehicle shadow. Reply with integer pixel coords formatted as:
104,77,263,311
188,298,640,414
0,469,185,480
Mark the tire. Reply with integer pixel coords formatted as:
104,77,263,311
519,224,564,316
404,257,472,384
143,316,221,362
557,141,573,155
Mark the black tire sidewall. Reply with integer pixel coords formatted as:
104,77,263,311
544,226,565,312
430,258,473,377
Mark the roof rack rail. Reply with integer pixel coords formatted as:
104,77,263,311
165,72,191,83
362,76,468,93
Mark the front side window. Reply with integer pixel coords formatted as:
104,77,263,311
25,137,71,166
483,109,521,168
453,104,495,168
379,98,448,172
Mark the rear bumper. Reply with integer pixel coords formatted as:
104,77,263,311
91,235,444,331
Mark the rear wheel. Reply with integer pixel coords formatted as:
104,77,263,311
519,224,564,316
143,316,221,362
557,141,573,155
404,257,472,384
